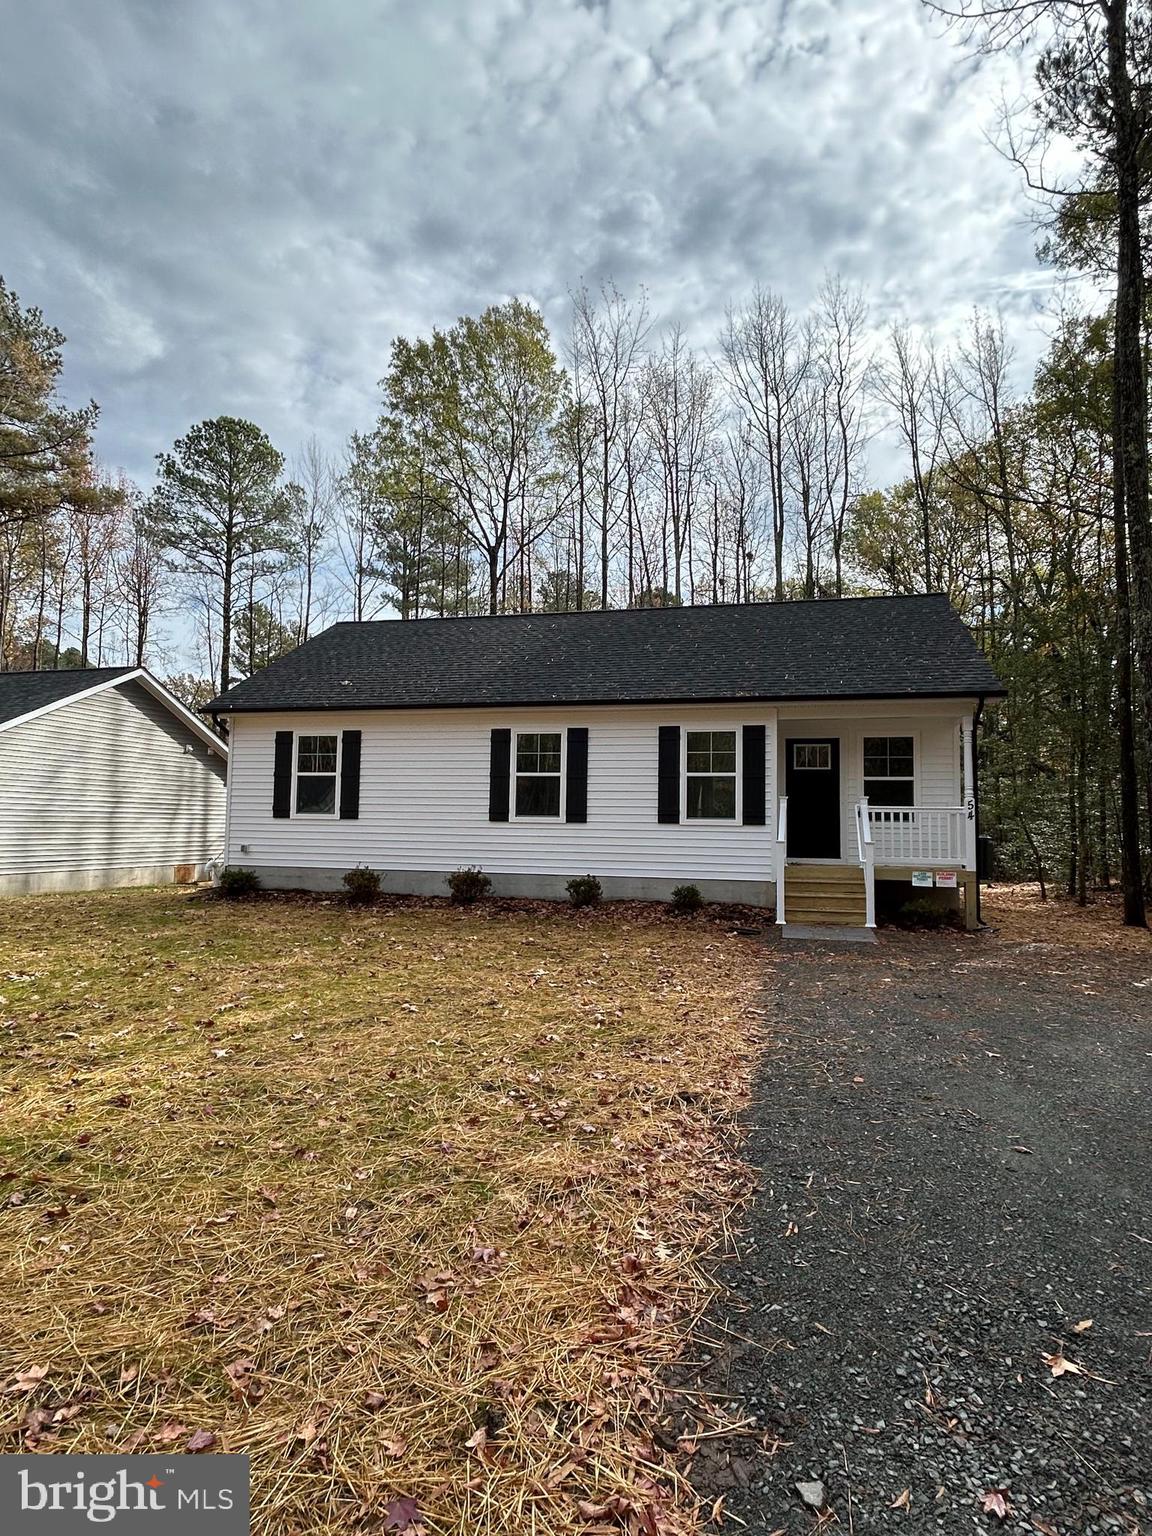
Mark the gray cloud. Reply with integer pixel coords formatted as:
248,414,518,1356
0,0,1062,486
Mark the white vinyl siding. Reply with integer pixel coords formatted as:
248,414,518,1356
0,680,227,882
227,704,777,883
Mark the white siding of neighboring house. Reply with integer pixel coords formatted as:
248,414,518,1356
0,680,227,895
227,703,779,901
224,699,971,903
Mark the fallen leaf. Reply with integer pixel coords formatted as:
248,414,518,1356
381,1494,421,1531
22,1406,53,1439
7,1365,48,1393
982,1489,1012,1520
889,1488,912,1511
1072,1319,1093,1334
223,1358,262,1403
364,1391,387,1411
1012,1145,1033,1155
1041,1351,1084,1377
185,1428,217,1452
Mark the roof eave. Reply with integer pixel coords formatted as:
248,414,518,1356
206,684,1007,715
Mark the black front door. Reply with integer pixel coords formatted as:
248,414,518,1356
785,738,841,858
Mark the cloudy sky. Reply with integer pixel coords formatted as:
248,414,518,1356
4,0,1065,488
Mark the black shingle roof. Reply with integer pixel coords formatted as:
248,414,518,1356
0,667,135,726
206,597,1004,715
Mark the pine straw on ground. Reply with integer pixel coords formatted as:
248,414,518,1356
982,881,1152,954
0,889,765,1536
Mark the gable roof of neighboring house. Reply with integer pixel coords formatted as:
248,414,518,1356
205,594,1005,715
0,667,228,756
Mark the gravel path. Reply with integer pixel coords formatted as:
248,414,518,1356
668,920,1152,1535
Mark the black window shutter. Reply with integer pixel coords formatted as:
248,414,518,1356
489,728,511,821
742,724,766,825
273,730,294,818
339,729,362,820
565,727,588,823
657,726,681,824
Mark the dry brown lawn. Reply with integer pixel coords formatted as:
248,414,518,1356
0,888,763,1536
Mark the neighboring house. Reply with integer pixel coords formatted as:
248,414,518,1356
205,596,1005,930
0,668,228,896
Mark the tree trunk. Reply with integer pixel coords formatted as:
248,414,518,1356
220,552,233,695
1106,0,1149,924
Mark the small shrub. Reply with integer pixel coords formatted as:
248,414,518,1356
218,867,261,900
342,865,382,906
447,866,491,905
898,895,954,929
566,874,602,908
670,883,704,915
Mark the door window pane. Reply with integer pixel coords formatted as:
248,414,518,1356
794,743,831,770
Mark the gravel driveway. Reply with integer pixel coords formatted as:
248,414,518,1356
668,913,1152,1535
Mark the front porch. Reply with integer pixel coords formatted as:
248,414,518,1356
772,706,980,932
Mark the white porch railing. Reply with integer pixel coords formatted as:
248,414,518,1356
868,806,967,866
775,795,788,926
854,800,876,928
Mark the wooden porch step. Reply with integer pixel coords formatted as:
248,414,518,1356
787,864,865,884
786,908,868,926
783,864,868,926
786,884,866,897
786,900,867,918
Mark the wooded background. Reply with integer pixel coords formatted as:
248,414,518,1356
2,0,1150,921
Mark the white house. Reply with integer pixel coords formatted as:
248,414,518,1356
0,667,228,896
206,596,1005,931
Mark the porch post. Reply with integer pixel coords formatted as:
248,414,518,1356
961,714,977,872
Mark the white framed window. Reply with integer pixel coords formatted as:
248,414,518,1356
863,735,915,809
514,730,564,818
685,729,738,820
793,742,831,771
294,732,341,816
